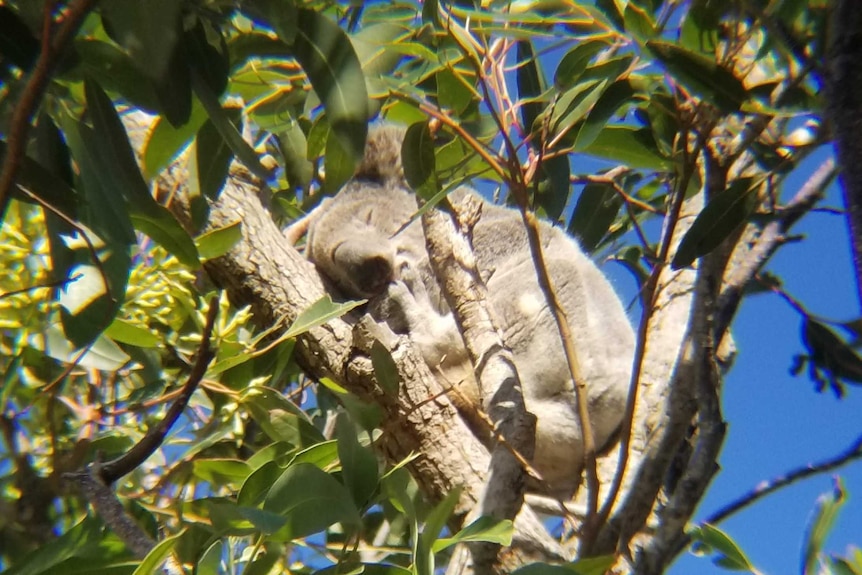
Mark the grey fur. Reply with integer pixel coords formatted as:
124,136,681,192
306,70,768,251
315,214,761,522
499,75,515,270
297,126,635,498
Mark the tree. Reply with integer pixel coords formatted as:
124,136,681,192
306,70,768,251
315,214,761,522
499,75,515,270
0,1,859,574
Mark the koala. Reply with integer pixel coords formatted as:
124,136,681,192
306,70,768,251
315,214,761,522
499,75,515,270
293,125,635,498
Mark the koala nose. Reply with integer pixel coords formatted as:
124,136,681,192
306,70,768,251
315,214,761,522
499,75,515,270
355,255,394,295
332,240,395,297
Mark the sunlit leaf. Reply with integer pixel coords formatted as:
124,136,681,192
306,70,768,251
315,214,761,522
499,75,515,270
263,463,361,540
582,125,672,170
803,480,847,575
432,516,513,552
104,318,159,348
689,523,758,573
132,531,180,575
196,221,242,260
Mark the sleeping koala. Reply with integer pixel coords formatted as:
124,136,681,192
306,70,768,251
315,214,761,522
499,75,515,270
292,125,635,498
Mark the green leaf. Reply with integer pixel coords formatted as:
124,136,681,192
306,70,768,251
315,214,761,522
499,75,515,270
283,295,365,339
71,40,159,113
291,440,340,469
196,221,243,260
573,79,635,152
36,325,130,370
263,463,361,540
323,131,356,194
85,79,199,267
292,9,369,164
582,125,672,170
623,2,656,41
183,16,230,97
516,40,546,135
336,412,379,507
0,6,38,71
671,178,757,269
689,523,758,573
534,153,570,221
3,517,130,575
100,0,182,84
417,488,462,575
436,68,476,116
196,108,241,200
195,540,223,575
402,121,439,200
554,39,607,90
242,386,326,448
646,40,748,112
511,555,616,575
192,459,253,488
277,121,315,190
370,340,400,396
132,531,180,575
103,318,159,348
192,72,271,180
432,516,513,552
207,501,287,535
239,460,283,507
549,79,607,140
239,0,298,45
569,182,623,253
100,0,189,125
143,100,208,179
800,318,862,396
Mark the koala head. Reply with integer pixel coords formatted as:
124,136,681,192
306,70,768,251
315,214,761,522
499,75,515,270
304,125,427,300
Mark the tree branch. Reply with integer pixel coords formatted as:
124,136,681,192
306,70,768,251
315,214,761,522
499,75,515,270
826,0,862,313
0,0,97,220
421,197,535,574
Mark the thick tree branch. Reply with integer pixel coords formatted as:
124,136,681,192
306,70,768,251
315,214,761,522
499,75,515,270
151,153,564,567
422,197,535,574
826,0,862,313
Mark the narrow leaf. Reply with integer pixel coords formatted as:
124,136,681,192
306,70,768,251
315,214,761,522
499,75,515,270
196,221,242,260
292,9,368,164
370,340,400,395
401,121,439,199
582,125,671,170
672,178,758,269
647,40,748,112
336,412,379,507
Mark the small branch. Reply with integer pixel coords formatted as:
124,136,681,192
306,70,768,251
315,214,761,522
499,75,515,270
703,432,862,527
0,0,97,220
98,295,219,483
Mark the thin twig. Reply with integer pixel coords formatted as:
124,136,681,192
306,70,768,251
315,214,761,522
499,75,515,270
703,432,862,527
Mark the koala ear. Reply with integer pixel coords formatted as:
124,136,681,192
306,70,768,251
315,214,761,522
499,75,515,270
355,125,406,186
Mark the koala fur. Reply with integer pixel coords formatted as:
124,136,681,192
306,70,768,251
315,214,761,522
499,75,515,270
296,125,635,498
